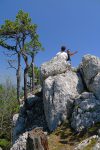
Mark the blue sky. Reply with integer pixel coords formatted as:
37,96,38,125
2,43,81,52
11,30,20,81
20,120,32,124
0,0,100,84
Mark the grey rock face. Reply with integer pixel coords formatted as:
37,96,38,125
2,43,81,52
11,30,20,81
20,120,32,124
43,71,84,131
79,54,100,82
41,55,71,79
12,107,27,143
71,92,100,132
10,132,28,150
89,73,100,99
26,94,40,107
79,54,100,99
12,94,47,143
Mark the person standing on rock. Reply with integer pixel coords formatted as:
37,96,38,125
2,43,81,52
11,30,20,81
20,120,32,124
56,46,78,64
56,46,68,60
66,49,78,64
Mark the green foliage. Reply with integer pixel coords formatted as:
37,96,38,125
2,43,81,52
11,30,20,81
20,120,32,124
0,9,43,54
0,139,10,150
0,79,19,150
0,9,44,101
0,84,3,92
28,65,40,85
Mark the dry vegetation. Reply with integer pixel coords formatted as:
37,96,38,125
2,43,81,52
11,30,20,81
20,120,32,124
48,121,100,150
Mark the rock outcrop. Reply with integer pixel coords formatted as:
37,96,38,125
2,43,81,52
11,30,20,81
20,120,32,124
41,56,84,131
41,55,71,79
11,53,100,149
71,92,100,131
79,54,100,99
41,54,100,132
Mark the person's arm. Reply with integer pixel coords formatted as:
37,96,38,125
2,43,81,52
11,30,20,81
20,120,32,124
56,52,60,56
69,51,78,56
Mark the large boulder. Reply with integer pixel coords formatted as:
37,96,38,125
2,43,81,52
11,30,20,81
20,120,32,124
41,55,71,79
71,92,100,132
79,54,100,82
79,54,100,99
43,70,84,131
89,73,100,99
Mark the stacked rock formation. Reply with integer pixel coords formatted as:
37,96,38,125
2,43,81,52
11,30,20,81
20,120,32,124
11,54,100,149
41,54,100,132
41,55,84,131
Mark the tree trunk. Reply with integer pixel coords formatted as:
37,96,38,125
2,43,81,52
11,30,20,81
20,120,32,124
23,53,29,103
32,54,35,92
16,53,21,104
24,67,28,102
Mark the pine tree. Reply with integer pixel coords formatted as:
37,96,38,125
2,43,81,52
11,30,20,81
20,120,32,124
0,10,43,102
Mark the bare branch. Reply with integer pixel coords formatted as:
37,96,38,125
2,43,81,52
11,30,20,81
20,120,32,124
7,60,17,70
0,40,16,50
3,51,17,57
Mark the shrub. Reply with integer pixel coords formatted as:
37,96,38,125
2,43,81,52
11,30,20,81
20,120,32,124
0,78,20,149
